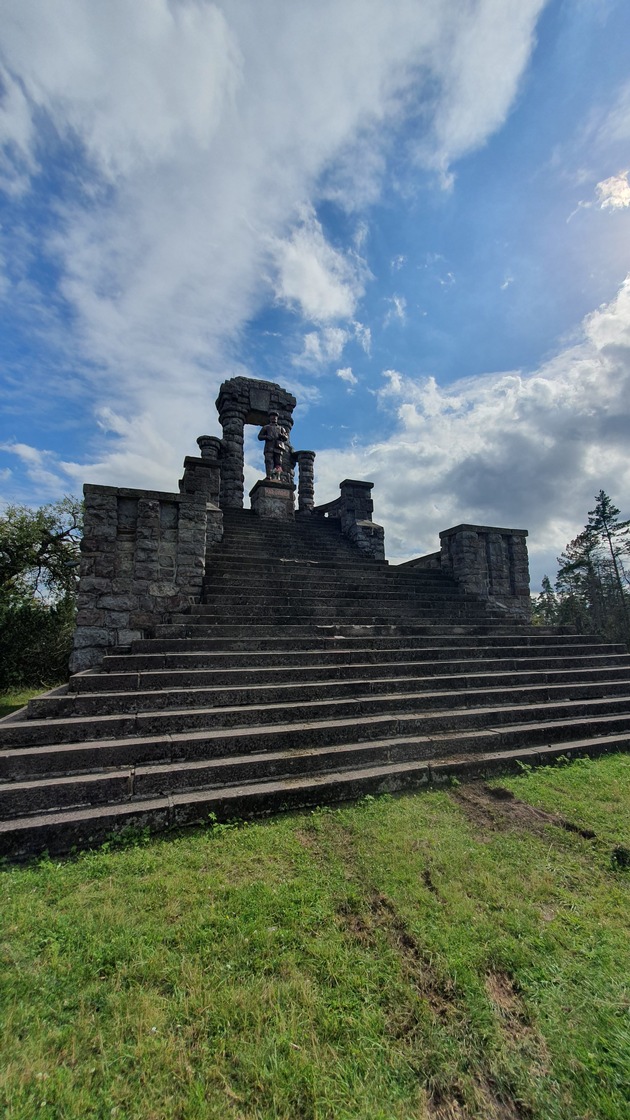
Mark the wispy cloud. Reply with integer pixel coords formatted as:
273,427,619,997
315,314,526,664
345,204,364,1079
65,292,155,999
0,0,549,500
383,294,407,326
272,208,367,322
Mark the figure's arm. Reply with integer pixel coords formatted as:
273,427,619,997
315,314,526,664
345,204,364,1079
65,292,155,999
258,427,267,442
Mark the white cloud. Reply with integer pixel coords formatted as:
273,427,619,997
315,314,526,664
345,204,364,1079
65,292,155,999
0,442,71,494
0,67,38,194
336,367,358,389
413,0,547,176
272,209,366,322
353,321,372,355
596,171,630,211
0,0,549,499
599,80,630,146
295,326,349,368
314,275,630,586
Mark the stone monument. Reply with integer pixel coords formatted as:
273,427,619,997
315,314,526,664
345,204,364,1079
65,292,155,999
69,374,530,673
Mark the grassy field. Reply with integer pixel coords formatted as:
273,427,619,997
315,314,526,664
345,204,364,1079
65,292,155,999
1,753,629,1120
0,686,58,719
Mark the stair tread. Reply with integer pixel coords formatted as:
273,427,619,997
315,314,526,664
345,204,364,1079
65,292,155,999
2,734,628,841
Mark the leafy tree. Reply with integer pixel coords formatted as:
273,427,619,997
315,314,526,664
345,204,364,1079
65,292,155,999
0,497,83,688
0,496,82,603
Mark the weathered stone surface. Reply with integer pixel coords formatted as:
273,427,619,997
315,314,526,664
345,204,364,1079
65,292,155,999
250,479,295,520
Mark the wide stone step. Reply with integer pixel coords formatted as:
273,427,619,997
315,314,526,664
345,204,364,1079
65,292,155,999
154,613,507,639
2,719,629,823
70,653,630,693
4,705,630,789
198,588,470,606
2,730,629,859
4,685,630,749
31,666,630,718
125,631,609,657
187,599,491,618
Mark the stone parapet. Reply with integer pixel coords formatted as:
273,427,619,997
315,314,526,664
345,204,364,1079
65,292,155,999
439,523,530,618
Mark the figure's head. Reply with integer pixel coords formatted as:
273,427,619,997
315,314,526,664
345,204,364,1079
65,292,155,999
269,411,279,422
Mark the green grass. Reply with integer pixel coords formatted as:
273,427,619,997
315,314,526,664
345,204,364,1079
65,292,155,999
1,754,629,1119
0,685,55,719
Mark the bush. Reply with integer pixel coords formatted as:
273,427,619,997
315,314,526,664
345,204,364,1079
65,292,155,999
0,596,76,690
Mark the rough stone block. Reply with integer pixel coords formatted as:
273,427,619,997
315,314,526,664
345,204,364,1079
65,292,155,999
75,609,106,627
72,627,112,649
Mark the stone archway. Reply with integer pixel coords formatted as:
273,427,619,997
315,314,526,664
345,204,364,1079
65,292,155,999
215,377,297,509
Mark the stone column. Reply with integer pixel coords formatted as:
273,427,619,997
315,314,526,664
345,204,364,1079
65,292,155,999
217,408,246,509
196,435,222,505
294,450,316,513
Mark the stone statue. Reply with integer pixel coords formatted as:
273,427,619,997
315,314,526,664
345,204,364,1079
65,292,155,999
258,412,289,480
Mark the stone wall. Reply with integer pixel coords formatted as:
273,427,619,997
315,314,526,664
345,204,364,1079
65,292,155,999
70,452,222,672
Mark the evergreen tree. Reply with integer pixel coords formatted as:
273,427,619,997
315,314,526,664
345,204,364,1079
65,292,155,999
586,490,629,630
531,575,558,625
550,492,630,646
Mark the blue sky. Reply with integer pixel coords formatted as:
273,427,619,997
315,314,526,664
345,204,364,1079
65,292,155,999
1,0,629,588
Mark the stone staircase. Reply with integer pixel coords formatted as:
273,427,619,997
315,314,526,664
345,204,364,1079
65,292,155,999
2,509,630,859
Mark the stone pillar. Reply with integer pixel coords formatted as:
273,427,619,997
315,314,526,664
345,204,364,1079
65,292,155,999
294,450,316,513
218,408,246,509
196,435,223,505
338,479,385,562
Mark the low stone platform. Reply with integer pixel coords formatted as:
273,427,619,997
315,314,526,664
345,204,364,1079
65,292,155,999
1,510,630,859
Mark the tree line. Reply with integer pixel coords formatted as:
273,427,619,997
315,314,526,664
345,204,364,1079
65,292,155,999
532,490,630,646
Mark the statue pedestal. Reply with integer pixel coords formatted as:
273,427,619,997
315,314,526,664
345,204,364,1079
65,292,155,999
250,479,295,520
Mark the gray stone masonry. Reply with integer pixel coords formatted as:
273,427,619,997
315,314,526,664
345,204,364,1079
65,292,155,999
70,374,531,675
404,523,530,618
313,479,385,562
439,524,530,617
71,451,224,672
250,479,296,520
293,449,316,513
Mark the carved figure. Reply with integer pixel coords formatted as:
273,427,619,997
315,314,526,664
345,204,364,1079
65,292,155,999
258,412,289,480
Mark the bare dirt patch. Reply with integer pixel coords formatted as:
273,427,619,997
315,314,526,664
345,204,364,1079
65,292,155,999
450,782,597,841
428,1076,530,1120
